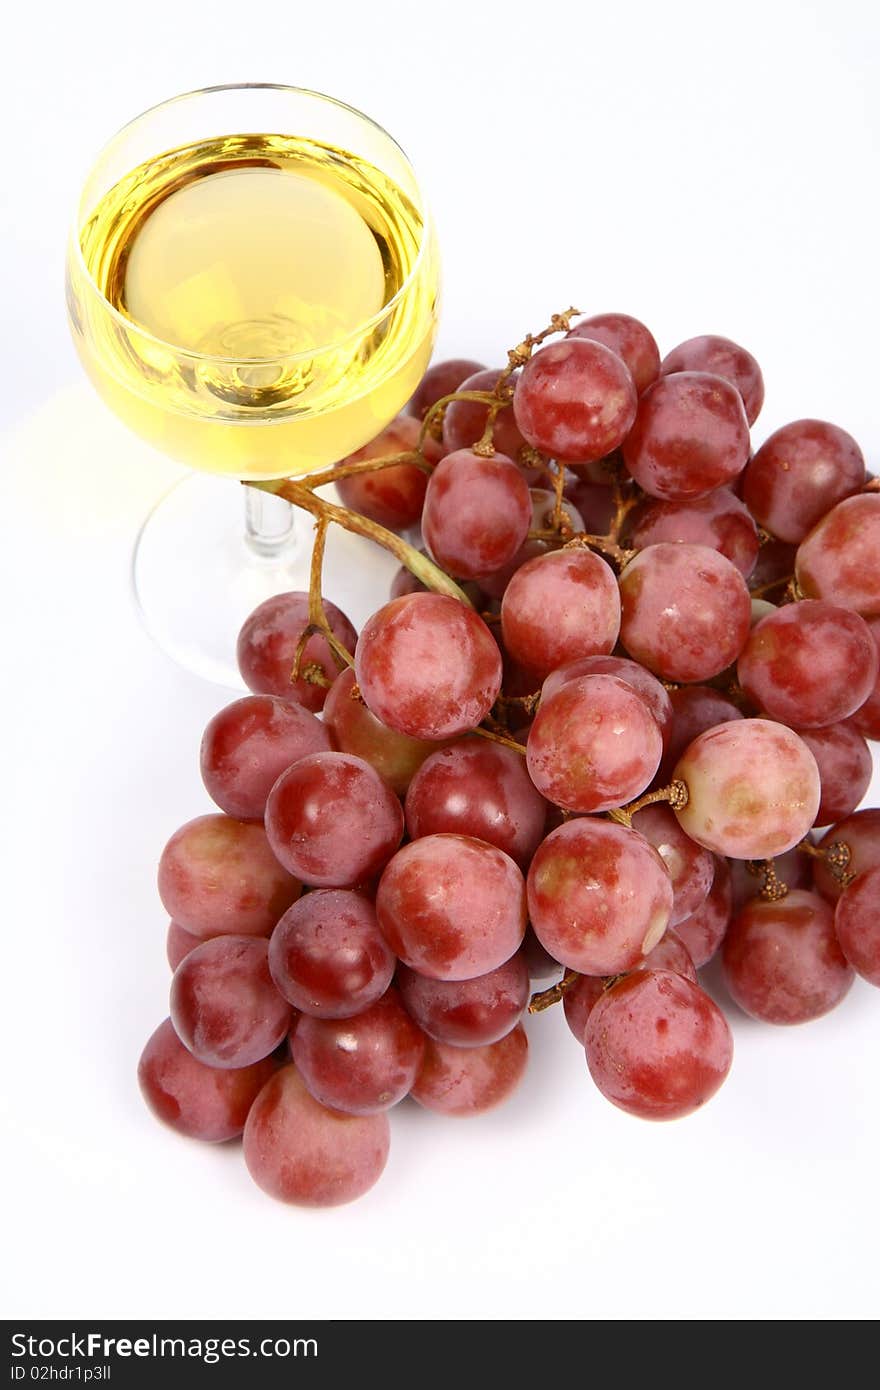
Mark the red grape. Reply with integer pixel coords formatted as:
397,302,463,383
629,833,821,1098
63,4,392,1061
166,920,202,971
562,975,613,1042
397,953,530,1047
567,312,660,394
170,936,292,1069
742,420,865,543
748,537,798,594
658,685,745,783
355,593,502,740
541,654,674,748
562,929,697,1042
660,335,764,425
142,306,880,1195
376,834,526,981
722,890,854,1024
268,890,395,1018
442,369,527,460
243,1065,389,1206
500,548,620,680
795,724,872,825
265,752,403,887
848,616,880,739
638,929,698,979
407,357,487,421
812,809,880,902
737,600,878,728
200,694,332,821
236,591,357,713
795,493,880,617
157,815,300,939
323,667,440,795
411,1024,528,1116
630,803,714,925
618,543,752,682
526,674,662,813
513,338,637,463
291,987,425,1114
527,819,673,975
674,719,820,859
834,866,880,987
584,971,733,1120
629,490,759,578
675,857,733,967
334,414,436,531
622,372,750,500
138,1018,277,1143
422,449,532,579
404,740,547,868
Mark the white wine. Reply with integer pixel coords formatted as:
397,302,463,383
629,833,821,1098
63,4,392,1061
68,133,438,478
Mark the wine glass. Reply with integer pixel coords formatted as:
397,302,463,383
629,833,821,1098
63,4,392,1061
66,83,439,686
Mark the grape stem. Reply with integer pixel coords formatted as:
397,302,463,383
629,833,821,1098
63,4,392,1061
298,450,433,490
503,309,582,377
606,779,689,828
551,460,567,530
562,532,636,569
246,478,473,606
746,858,789,902
519,445,550,483
495,691,542,717
556,461,641,570
796,836,855,887
472,396,511,459
288,516,354,685
472,726,528,754
607,463,640,543
749,574,794,600
528,969,580,1014
418,389,499,453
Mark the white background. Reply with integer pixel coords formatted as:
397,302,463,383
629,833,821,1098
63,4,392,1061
2,0,879,1322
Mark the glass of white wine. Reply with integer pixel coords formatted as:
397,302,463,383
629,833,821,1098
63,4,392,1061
66,83,439,685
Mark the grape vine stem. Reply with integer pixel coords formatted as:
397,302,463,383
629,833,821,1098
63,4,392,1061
472,726,528,754
746,858,789,902
796,836,855,887
528,969,580,1014
607,779,689,828
298,450,433,490
247,477,473,606
288,514,351,684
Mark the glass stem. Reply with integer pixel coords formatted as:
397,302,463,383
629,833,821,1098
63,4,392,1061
244,486,296,559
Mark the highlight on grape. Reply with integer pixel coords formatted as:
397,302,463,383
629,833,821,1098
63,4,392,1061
139,309,880,1205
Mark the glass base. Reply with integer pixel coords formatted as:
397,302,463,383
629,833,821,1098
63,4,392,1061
132,474,401,688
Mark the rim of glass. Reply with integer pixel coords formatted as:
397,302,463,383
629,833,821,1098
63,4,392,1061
69,82,432,366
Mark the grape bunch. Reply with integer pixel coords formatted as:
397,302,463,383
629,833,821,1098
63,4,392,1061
138,310,880,1207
